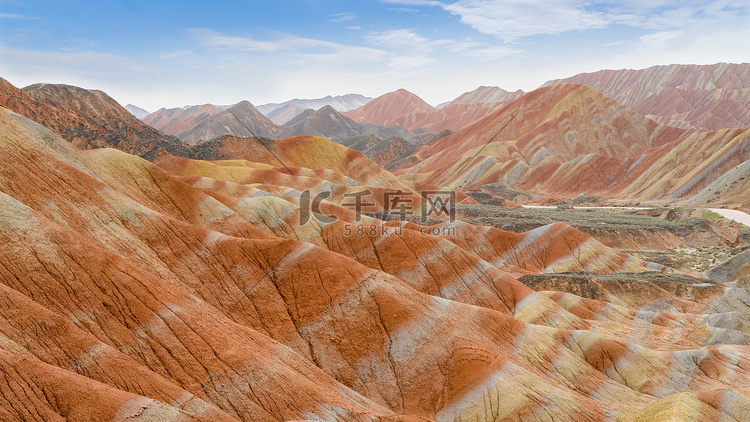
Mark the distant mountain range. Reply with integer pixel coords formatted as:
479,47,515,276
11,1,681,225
255,93,373,121
265,102,307,125
140,93,374,138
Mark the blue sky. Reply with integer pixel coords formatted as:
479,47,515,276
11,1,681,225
1,0,749,110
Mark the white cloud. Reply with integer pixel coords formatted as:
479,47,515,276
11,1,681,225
388,7,421,13
605,26,750,70
0,47,149,79
444,0,609,41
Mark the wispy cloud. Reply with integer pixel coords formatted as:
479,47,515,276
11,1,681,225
0,13,40,20
378,0,750,42
379,0,444,5
160,49,194,59
188,29,388,64
444,0,609,41
365,28,522,73
366,29,433,51
330,12,357,22
465,45,522,60
188,29,280,52
388,7,421,13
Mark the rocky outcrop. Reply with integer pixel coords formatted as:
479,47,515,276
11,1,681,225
705,249,750,283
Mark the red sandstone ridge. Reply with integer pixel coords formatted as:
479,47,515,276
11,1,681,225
543,62,750,130
0,77,83,133
396,82,750,208
396,83,668,187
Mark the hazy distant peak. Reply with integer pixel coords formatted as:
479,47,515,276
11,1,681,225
125,104,149,119
257,93,373,117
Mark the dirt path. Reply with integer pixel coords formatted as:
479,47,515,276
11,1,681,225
709,208,750,227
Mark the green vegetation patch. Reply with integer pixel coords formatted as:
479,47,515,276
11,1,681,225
701,208,724,220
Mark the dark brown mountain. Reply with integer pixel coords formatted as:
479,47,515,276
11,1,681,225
1,79,187,157
0,77,83,133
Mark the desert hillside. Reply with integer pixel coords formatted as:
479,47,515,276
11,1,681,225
2,60,750,421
